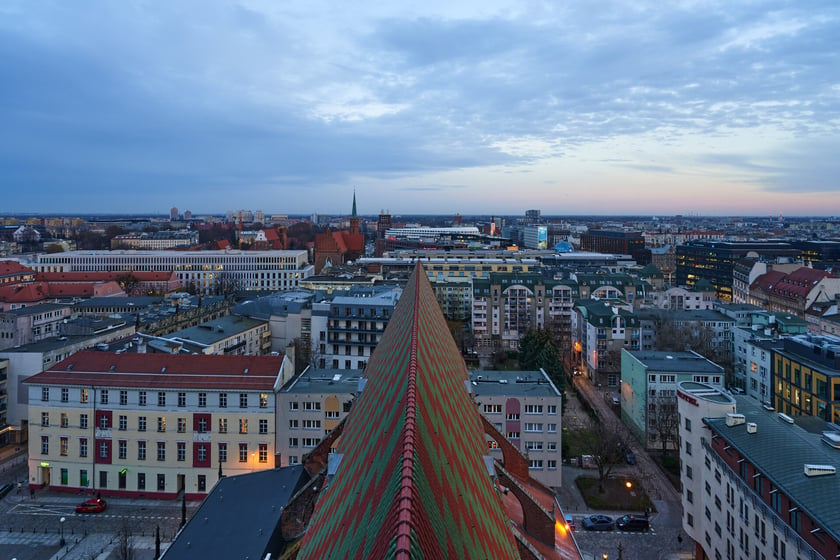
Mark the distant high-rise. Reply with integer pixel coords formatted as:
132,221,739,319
375,209,391,257
170,206,179,221
525,209,541,224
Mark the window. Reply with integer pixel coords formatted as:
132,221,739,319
177,442,186,461
219,393,227,408
100,471,108,489
771,491,782,514
177,418,186,433
547,423,557,433
218,443,227,463
157,417,166,432
219,418,228,433
547,460,557,470
289,438,298,448
197,444,207,462
42,387,49,402
685,441,692,456
60,437,68,456
524,404,543,414
139,391,147,406
138,416,147,432
157,474,165,492
99,414,109,429
198,474,206,492
326,411,340,419
80,438,88,457
686,465,693,479
483,404,502,414
507,431,520,439
41,412,49,427
547,442,557,451
80,414,88,429
506,413,520,421
61,388,69,402
289,401,299,411
259,393,268,408
198,392,206,407
80,469,88,488
157,392,166,407
258,443,268,463
118,440,127,460
198,418,208,433
524,423,543,432
120,390,128,405
119,415,127,431
80,388,88,403
61,413,69,428
60,468,68,485
303,401,321,411
239,443,248,462
40,436,49,455
137,473,145,490
157,442,166,461
303,419,321,430
259,419,268,434
100,390,109,405
178,392,186,407
547,405,557,415
687,489,694,503
239,419,248,434
239,393,248,408
98,441,108,458
685,418,692,431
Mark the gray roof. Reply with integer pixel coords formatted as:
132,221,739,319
167,316,267,345
162,466,308,560
706,398,840,543
469,369,561,397
2,303,70,316
626,350,724,373
281,367,365,394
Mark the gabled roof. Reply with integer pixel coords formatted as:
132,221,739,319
298,264,520,559
0,260,36,279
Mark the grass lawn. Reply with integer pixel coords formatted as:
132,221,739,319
575,476,654,512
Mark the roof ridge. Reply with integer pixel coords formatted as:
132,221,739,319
394,263,421,557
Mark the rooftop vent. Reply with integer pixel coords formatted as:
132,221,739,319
821,431,840,450
778,413,795,424
726,413,746,427
747,422,757,434
804,464,836,477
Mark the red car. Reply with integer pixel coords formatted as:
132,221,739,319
75,498,107,513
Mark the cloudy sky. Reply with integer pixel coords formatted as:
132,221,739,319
1,1,838,216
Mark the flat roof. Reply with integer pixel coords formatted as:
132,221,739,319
282,368,365,394
469,369,560,398
627,351,724,373
706,397,840,542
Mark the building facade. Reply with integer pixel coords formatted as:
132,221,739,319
24,352,293,499
25,250,313,294
773,334,840,423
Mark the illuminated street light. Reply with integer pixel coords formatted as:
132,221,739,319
59,516,66,547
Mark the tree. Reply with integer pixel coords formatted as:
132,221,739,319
647,394,680,457
519,328,565,392
115,520,134,560
584,418,628,493
117,273,140,296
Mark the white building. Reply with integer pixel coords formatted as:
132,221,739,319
23,250,313,294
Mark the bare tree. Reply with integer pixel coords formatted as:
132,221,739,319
585,418,628,492
647,395,680,457
115,519,134,560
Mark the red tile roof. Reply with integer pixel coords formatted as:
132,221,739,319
24,351,284,390
0,260,36,278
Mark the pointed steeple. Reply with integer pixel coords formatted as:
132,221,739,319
349,190,359,235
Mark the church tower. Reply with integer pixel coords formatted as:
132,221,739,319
349,190,359,235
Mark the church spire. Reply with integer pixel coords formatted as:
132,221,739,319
352,189,357,217
349,190,359,234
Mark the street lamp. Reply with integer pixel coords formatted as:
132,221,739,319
59,516,66,547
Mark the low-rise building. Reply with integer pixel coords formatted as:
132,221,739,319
773,334,840,422
621,350,724,450
144,315,271,356
0,303,73,351
24,351,294,499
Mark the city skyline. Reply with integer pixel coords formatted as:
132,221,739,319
2,1,839,216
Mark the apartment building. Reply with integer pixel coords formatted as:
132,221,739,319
311,286,401,370
470,369,563,488
24,249,313,294
678,385,840,560
24,352,293,499
773,334,840,423
430,276,473,322
571,299,639,387
145,315,271,356
0,303,73,351
472,273,577,351
620,350,724,450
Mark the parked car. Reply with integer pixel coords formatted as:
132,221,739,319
625,452,636,465
616,514,649,532
582,514,614,531
0,483,12,500
564,514,576,532
75,497,107,513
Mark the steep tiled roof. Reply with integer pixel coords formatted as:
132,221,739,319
24,351,284,390
0,260,36,279
298,264,520,559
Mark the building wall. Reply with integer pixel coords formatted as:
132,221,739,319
27,384,277,499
